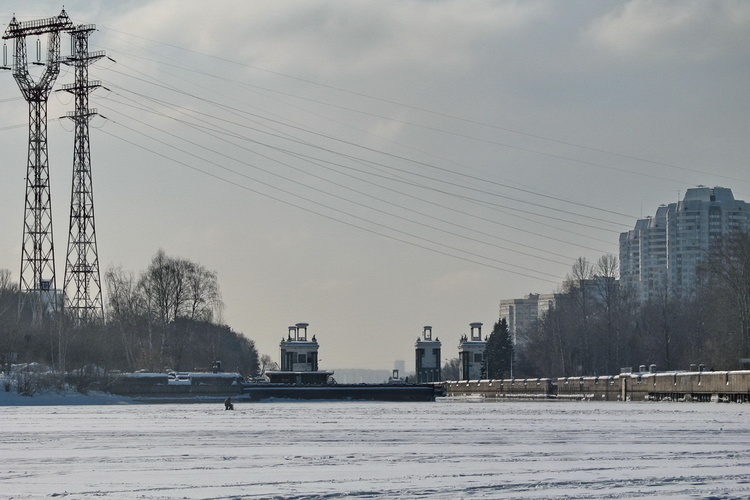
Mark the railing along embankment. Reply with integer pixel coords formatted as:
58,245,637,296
444,370,750,402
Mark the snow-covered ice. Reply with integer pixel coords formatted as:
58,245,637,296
1,399,748,499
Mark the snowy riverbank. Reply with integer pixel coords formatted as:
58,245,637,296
0,386,133,405
0,371,133,406
2,400,749,499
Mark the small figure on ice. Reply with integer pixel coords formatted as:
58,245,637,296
224,397,234,410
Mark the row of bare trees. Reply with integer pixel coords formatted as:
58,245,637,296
516,232,750,377
106,249,225,370
0,250,259,377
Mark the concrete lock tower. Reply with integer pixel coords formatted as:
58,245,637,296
267,323,333,385
415,326,441,383
459,322,486,380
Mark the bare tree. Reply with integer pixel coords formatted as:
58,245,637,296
258,354,278,376
0,269,15,321
522,306,572,377
565,257,595,373
184,262,222,323
0,269,12,291
441,357,461,381
5,251,258,379
105,266,147,370
702,231,750,360
596,254,618,282
137,250,224,369
140,250,184,327
0,269,20,372
0,269,17,323
140,250,222,324
596,255,620,373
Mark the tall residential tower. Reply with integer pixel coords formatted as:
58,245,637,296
619,186,750,302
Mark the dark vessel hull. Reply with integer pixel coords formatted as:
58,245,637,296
241,383,440,402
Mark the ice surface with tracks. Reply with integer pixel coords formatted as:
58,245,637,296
1,399,749,499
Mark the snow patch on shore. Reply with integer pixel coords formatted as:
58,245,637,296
0,372,133,406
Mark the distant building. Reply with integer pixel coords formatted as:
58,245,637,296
620,186,750,302
394,359,405,376
458,322,486,380
415,326,441,383
561,276,620,304
499,293,556,344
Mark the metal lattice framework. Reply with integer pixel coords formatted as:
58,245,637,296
61,25,105,322
3,10,73,319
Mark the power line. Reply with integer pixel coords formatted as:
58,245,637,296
96,63,629,229
100,97,577,267
103,114,565,280
97,85,616,255
99,123,564,284
98,25,750,189
100,52,636,223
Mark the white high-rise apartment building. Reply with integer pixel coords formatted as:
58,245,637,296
499,293,556,344
619,187,750,302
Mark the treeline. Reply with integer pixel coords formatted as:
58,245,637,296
0,250,259,377
515,232,750,377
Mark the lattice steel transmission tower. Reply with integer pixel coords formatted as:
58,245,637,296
2,10,73,320
61,25,105,322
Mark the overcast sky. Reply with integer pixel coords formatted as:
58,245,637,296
1,1,748,372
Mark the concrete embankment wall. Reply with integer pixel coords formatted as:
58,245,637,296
556,375,621,401
445,370,750,402
627,370,750,402
445,378,556,400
